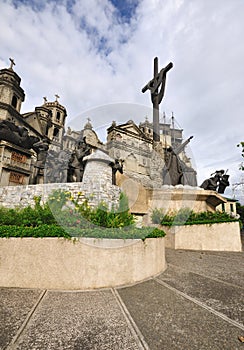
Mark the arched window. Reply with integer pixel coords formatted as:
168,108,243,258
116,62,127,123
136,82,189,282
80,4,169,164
56,111,61,121
53,127,59,137
11,95,18,108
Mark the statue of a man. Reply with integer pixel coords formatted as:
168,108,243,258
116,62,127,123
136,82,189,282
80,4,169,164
200,170,225,191
162,147,183,186
68,138,92,182
32,139,49,184
111,159,124,185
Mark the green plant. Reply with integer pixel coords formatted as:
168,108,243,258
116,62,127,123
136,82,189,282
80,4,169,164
151,208,166,224
47,189,71,212
151,208,239,226
237,142,244,171
0,224,166,240
0,224,70,238
0,191,166,240
0,201,56,227
236,202,244,229
59,191,135,229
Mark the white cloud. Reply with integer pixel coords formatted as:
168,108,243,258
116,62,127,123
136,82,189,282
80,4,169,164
0,0,244,198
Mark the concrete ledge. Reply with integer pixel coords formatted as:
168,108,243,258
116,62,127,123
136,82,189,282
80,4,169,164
162,221,242,251
0,237,166,290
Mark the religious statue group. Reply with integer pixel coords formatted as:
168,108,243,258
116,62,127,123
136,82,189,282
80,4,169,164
200,170,230,194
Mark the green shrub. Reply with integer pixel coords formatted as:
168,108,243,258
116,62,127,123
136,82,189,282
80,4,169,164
0,191,167,239
151,208,239,226
58,191,135,229
0,200,56,227
0,224,166,240
0,224,70,238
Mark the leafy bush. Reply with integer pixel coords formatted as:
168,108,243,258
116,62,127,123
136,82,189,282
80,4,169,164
0,224,70,238
236,202,244,229
0,197,56,227
0,190,164,239
54,191,135,229
0,224,166,240
151,208,239,226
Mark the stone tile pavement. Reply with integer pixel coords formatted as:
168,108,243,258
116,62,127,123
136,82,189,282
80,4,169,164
1,248,243,350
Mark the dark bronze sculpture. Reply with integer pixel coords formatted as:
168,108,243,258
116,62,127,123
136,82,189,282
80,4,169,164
218,174,230,194
45,150,70,183
200,170,229,193
68,137,92,182
142,57,173,142
111,159,124,185
162,136,196,186
32,139,50,184
0,120,39,149
142,59,198,187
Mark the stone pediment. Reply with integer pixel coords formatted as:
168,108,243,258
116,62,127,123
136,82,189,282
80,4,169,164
22,112,43,136
110,120,150,141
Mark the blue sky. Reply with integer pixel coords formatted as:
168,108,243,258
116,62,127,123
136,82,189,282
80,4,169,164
0,0,244,201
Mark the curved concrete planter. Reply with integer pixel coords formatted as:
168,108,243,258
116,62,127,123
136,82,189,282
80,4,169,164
162,221,242,251
0,237,166,290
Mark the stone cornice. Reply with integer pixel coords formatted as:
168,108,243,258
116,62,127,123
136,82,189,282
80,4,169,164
107,140,152,158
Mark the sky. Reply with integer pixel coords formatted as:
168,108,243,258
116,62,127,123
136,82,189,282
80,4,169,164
0,0,244,201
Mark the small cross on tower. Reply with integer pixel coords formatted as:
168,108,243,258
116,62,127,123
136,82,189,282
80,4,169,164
9,58,15,70
55,94,60,102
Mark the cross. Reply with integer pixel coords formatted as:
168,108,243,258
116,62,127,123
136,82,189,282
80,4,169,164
142,57,173,142
9,58,15,70
55,94,60,102
43,96,47,104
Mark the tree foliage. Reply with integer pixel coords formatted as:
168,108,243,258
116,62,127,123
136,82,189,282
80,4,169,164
237,142,244,171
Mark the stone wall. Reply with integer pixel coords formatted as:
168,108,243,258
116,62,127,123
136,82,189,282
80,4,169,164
162,221,242,251
0,149,121,209
0,237,166,289
0,182,121,209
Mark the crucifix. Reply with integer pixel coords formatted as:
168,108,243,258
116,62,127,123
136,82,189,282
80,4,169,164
9,58,15,70
142,57,173,142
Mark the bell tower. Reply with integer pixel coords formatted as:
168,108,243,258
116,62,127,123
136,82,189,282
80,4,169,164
0,58,25,121
43,94,67,151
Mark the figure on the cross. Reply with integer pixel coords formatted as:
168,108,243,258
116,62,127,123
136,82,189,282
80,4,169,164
142,57,173,142
142,58,173,105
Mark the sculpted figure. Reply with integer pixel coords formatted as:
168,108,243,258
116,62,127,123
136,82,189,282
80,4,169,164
68,138,92,182
161,136,196,186
200,170,225,191
162,147,183,186
32,139,49,184
218,174,230,194
111,159,124,185
45,150,69,183
0,120,40,149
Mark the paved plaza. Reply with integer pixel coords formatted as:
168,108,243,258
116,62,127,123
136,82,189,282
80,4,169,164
1,247,244,350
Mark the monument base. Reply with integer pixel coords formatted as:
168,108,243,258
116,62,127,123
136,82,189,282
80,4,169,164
118,173,227,219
